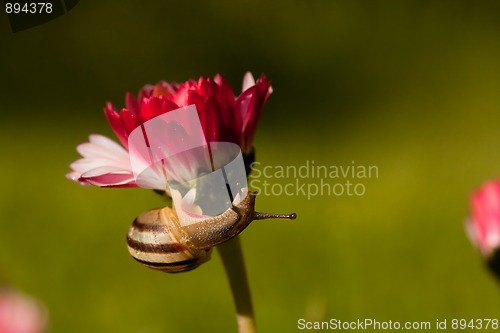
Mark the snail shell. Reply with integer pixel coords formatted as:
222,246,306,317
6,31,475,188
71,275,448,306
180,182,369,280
127,192,295,273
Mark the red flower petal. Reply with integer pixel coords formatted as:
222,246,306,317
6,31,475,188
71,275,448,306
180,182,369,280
237,74,272,153
103,103,129,148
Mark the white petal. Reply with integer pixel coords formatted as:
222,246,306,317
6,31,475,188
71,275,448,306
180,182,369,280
242,71,255,92
70,157,129,173
81,166,131,177
77,134,129,162
69,135,136,187
69,134,171,190
232,187,249,206
181,188,203,215
171,189,206,226
133,166,169,190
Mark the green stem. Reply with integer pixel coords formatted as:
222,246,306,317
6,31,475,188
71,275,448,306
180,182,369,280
217,236,257,333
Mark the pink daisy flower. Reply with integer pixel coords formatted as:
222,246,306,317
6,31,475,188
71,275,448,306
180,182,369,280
67,72,272,191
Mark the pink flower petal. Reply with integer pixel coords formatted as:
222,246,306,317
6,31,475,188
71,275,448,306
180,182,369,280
77,134,129,160
69,134,168,190
0,288,47,333
69,135,135,187
80,166,136,187
468,180,500,256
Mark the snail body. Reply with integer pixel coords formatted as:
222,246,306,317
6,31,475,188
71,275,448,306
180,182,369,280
127,192,296,273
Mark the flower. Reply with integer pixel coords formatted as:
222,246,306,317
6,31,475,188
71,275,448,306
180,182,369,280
67,72,271,191
467,180,500,276
104,72,271,153
0,288,47,333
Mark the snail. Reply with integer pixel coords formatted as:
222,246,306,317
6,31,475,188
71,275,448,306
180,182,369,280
127,191,296,273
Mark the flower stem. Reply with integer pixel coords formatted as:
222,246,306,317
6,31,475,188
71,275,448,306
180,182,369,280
217,236,257,333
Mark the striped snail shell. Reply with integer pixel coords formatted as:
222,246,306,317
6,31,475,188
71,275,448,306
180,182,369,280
127,192,296,273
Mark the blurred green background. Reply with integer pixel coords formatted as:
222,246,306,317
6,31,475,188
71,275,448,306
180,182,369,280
2,1,500,332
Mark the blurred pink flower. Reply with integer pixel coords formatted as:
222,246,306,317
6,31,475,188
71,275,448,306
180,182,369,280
0,289,47,333
67,72,271,190
467,180,500,258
